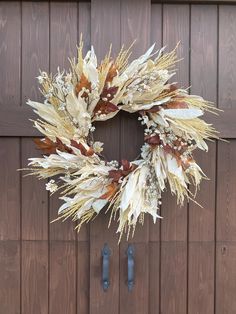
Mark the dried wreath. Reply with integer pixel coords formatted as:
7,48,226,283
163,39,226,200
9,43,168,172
26,40,218,240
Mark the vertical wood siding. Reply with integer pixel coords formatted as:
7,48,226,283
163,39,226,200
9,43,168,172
0,1,235,314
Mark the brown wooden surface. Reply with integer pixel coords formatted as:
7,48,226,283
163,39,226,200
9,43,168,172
0,1,236,314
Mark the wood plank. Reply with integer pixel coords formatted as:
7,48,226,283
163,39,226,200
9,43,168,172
77,242,89,314
75,0,92,243
119,2,151,313
91,0,121,161
21,139,48,240
0,241,20,314
78,1,91,54
188,6,217,312
22,241,48,314
189,5,217,242
216,140,236,241
160,242,187,314
120,0,151,243
206,108,236,138
120,242,149,314
216,242,236,314
0,106,40,137
89,218,119,313
21,1,49,240
163,4,190,87
217,6,236,242
188,242,214,314
218,6,236,138
49,241,76,314
90,1,120,312
149,242,160,314
0,1,21,240
0,138,20,240
160,6,189,314
219,5,236,109
49,1,78,240
0,1,21,107
149,3,162,242
49,5,78,313
50,1,78,72
161,4,189,242
21,1,49,105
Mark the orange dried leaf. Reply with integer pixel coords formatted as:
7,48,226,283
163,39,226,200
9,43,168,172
105,64,118,84
100,182,118,200
94,100,118,115
75,73,91,96
145,135,161,145
34,137,72,155
165,101,188,109
71,140,94,156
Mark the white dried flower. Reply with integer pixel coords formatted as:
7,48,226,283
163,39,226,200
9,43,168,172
46,180,58,193
93,141,104,153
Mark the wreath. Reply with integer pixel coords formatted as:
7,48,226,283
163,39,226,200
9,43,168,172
26,40,218,240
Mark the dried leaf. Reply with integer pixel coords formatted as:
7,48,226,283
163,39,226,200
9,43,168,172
105,64,118,83
100,86,119,101
100,182,118,199
34,137,72,155
165,101,188,109
145,134,161,145
75,73,91,97
94,100,119,115
70,140,94,156
121,159,130,171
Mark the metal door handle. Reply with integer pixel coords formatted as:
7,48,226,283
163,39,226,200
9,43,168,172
127,244,135,291
101,243,111,291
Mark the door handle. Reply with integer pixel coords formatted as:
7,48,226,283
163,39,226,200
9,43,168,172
127,244,135,291
101,243,111,291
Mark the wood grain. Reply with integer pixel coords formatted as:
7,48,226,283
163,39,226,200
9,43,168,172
22,241,48,314
189,5,217,242
91,0,121,161
161,4,189,242
49,1,78,240
21,2,49,241
160,6,190,314
149,242,160,314
0,138,20,240
216,242,236,314
119,2,151,313
216,140,236,241
0,1,21,241
120,242,149,314
49,241,76,314
0,2,236,314
219,5,236,110
149,3,162,243
77,242,89,314
21,139,48,240
90,1,120,313
50,1,77,72
21,1,49,105
188,6,217,313
188,242,214,314
0,2,21,107
0,241,20,314
78,1,91,54
160,242,187,314
120,0,151,243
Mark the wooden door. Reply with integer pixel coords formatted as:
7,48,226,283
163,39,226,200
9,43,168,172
0,1,236,314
